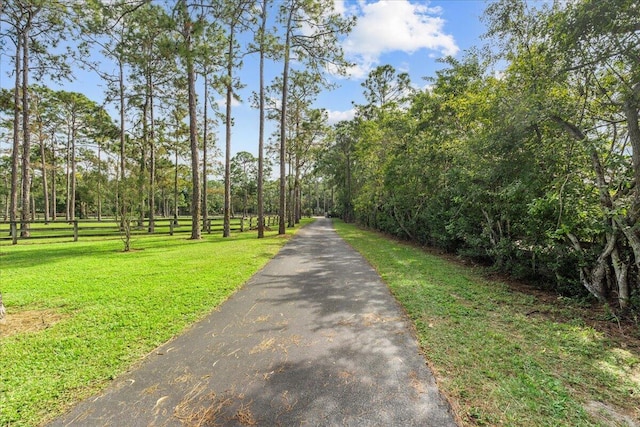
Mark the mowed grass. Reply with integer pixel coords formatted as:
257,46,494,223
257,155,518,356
333,221,640,427
0,220,312,426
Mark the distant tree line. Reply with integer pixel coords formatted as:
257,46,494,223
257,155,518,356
0,0,351,242
321,0,639,312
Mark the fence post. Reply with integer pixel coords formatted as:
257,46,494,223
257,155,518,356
10,221,17,245
73,220,79,241
170,220,174,236
241,217,245,232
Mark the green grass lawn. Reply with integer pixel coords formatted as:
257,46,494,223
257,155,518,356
0,220,311,426
333,220,640,427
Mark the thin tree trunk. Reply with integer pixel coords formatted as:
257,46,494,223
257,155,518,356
345,148,352,222
30,180,35,221
552,115,630,303
294,155,301,224
279,10,293,235
51,138,56,221
174,148,179,222
614,216,640,271
610,246,630,309
20,28,32,237
116,51,127,247
70,123,77,221
39,119,49,223
257,0,267,238
186,40,201,240
566,232,612,302
624,83,640,214
140,101,148,227
202,70,209,232
287,153,294,227
148,80,156,232
65,128,71,221
118,51,127,232
10,34,21,234
97,143,102,221
223,30,234,238
3,177,8,221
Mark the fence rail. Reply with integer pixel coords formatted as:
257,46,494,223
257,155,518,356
0,216,280,244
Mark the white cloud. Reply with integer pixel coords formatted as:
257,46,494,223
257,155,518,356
342,0,459,78
215,96,242,109
327,108,357,124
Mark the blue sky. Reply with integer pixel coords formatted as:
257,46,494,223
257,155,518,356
0,0,488,160
233,0,488,156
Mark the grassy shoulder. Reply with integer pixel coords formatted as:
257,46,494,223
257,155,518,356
332,220,639,427
0,219,313,427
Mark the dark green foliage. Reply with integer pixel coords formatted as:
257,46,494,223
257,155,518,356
322,1,639,312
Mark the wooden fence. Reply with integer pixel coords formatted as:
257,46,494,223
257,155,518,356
0,216,280,244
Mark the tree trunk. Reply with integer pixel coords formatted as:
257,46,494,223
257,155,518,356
257,0,267,238
51,140,56,221
65,129,71,221
223,30,234,238
610,246,630,309
140,101,148,228
30,180,35,221
294,152,301,224
345,153,352,222
294,175,301,224
39,119,49,223
552,115,636,304
243,191,248,218
614,216,640,271
279,10,293,235
20,28,32,237
10,35,21,235
3,175,9,221
624,83,640,216
174,148,179,222
566,232,612,302
118,51,127,235
202,70,209,232
187,36,201,240
287,153,294,228
148,84,156,233
97,143,102,221
70,123,77,221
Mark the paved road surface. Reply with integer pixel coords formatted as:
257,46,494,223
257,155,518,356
50,218,457,426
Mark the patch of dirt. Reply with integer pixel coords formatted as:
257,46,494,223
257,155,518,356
584,400,639,427
0,308,67,338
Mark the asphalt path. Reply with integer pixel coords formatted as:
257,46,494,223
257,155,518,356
50,218,457,426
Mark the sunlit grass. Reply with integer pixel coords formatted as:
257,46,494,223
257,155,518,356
333,220,639,426
0,219,312,427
